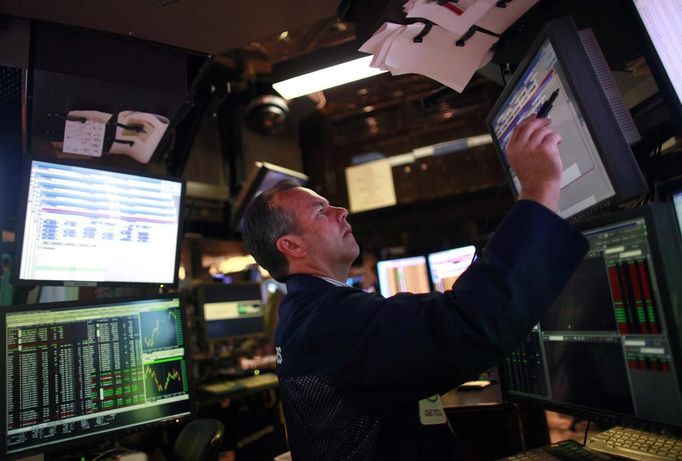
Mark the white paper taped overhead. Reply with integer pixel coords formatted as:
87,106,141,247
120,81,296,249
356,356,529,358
359,0,540,93
108,111,169,164
62,110,112,157
405,0,497,37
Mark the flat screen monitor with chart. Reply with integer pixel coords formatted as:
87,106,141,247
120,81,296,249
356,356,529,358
14,158,184,286
427,245,476,293
630,0,682,133
487,17,646,221
500,205,682,430
0,295,192,459
376,256,430,298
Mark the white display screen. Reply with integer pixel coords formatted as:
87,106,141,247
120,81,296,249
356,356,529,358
18,160,183,285
428,245,476,293
633,0,682,111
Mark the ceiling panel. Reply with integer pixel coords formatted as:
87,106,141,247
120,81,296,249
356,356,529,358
0,0,340,53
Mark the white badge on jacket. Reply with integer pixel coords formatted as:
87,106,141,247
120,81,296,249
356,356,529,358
418,395,446,425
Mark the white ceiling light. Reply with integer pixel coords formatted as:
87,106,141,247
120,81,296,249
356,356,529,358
272,44,388,99
273,55,386,99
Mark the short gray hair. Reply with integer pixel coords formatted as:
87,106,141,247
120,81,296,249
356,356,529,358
241,180,301,281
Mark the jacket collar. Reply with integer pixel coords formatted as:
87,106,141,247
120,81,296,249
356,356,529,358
285,274,345,293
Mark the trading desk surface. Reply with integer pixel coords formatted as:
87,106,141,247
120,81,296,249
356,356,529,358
197,372,279,406
441,382,503,408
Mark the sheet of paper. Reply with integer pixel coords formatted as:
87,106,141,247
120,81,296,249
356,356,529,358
360,22,404,70
62,110,112,157
476,0,541,34
108,111,169,164
345,158,397,213
405,0,496,36
384,23,498,92
360,22,402,55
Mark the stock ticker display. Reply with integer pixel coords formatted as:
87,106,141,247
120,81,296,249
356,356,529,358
502,217,682,427
4,297,190,455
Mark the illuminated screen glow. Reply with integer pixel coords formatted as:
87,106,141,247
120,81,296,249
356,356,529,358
490,40,616,219
428,245,477,293
3,297,191,455
376,256,430,298
18,160,182,285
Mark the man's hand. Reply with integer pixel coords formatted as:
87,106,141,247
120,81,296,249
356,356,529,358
507,115,563,212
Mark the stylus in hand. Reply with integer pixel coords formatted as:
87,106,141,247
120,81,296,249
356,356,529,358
537,89,560,118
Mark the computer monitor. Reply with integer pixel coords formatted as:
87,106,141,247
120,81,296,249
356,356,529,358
376,255,430,298
500,204,682,431
674,189,682,239
486,17,647,221
13,157,185,286
197,283,265,341
427,245,477,293
231,161,308,231
0,295,192,459
628,0,682,134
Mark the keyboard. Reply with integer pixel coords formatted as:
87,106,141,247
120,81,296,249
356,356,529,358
502,440,611,461
198,373,279,396
588,426,682,461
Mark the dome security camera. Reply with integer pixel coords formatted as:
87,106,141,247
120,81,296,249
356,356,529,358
244,95,289,135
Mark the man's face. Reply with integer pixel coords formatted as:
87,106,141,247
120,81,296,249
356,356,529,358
274,187,360,267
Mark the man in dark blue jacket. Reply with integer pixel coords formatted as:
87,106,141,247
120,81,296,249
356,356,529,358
241,116,589,460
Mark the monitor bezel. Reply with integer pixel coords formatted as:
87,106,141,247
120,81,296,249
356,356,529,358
499,204,682,433
196,282,267,343
485,16,647,222
230,161,308,231
0,293,195,460
11,155,186,288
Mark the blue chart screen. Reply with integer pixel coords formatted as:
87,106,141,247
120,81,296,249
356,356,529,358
19,161,182,284
140,309,182,352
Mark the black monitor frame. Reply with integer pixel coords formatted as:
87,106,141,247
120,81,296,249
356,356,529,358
196,282,266,343
499,204,682,433
486,16,647,222
12,156,185,288
0,294,194,460
231,161,308,232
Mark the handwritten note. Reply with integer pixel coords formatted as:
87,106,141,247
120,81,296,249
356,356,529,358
62,110,112,157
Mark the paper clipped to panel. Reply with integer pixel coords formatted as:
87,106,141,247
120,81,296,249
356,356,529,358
360,22,498,93
405,0,497,36
345,158,397,213
62,110,112,157
108,111,169,164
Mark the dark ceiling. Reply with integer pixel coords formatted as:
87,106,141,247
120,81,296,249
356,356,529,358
0,0,343,55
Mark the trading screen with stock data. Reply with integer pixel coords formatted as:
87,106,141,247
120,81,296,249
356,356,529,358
2,296,191,457
501,207,682,428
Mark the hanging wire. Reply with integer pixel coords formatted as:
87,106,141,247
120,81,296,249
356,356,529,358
583,420,591,446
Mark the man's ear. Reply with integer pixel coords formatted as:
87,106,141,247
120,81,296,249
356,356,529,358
276,234,307,259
